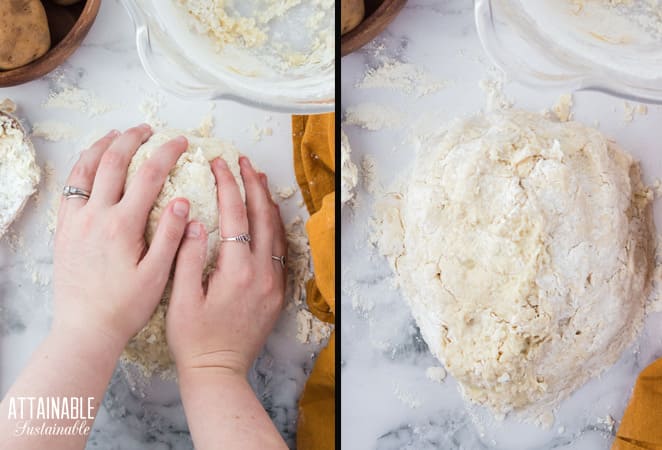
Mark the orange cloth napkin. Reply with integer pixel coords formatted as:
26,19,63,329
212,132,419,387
292,113,335,450
612,358,662,449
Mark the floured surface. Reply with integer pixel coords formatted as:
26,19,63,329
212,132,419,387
0,111,40,238
372,110,655,422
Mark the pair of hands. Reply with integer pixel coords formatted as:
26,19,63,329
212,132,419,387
52,124,287,377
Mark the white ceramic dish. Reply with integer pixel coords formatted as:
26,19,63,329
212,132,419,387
475,0,662,103
122,0,335,113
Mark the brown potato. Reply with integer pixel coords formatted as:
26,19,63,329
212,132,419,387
50,0,83,5
0,0,51,70
342,0,365,35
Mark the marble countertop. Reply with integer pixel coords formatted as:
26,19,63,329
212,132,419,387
0,1,329,448
341,1,662,449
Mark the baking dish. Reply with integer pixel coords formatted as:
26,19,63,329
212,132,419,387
121,0,334,113
475,0,662,104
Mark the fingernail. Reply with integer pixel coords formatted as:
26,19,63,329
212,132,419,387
186,222,201,238
174,135,187,145
173,200,189,218
239,156,251,168
107,129,120,138
259,173,268,189
139,123,152,131
215,158,228,169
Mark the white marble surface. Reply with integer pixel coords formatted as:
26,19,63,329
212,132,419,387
0,1,329,448
341,1,662,449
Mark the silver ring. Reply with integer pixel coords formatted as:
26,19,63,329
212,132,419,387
271,255,286,269
220,232,251,244
62,185,91,200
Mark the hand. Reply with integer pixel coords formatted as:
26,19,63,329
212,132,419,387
53,125,191,352
167,156,287,377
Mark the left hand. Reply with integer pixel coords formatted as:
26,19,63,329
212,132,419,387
52,124,190,352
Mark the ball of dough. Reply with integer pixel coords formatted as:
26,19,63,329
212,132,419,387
121,130,244,375
0,0,51,70
392,110,654,419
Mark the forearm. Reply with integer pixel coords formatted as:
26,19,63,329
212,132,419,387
0,326,123,450
179,368,287,450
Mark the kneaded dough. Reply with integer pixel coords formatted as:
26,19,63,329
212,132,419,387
0,110,40,238
121,130,244,375
382,110,654,419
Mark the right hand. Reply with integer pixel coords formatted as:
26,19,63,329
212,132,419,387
166,156,287,377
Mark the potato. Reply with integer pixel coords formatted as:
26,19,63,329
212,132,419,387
43,1,77,45
0,0,51,70
341,0,365,35
51,0,83,5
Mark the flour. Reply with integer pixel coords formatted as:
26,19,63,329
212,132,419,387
478,68,513,112
139,93,167,129
44,86,115,117
343,103,404,131
121,130,243,376
275,185,296,200
31,121,79,142
360,155,378,194
425,366,447,384
251,124,273,142
357,59,448,97
392,383,422,409
552,93,573,122
0,111,40,238
623,101,648,122
295,308,332,345
340,129,358,206
374,110,655,422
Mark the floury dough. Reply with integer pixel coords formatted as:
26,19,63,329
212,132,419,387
122,130,243,375
375,110,655,420
0,108,40,238
340,129,358,206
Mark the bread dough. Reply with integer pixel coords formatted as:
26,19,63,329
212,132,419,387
121,130,243,375
0,110,40,238
377,110,654,419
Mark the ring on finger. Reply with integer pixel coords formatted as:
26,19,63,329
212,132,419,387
220,232,251,244
271,255,286,269
62,185,91,201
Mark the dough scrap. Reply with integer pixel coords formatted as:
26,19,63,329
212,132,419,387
121,130,243,375
376,110,655,420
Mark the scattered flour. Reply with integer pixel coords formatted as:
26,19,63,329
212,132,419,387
44,86,115,117
251,124,274,142
340,129,358,206
478,68,513,111
392,382,422,409
31,121,79,142
552,93,574,122
139,93,167,129
360,155,378,194
276,185,296,200
623,101,648,122
357,59,448,97
343,103,403,131
425,366,447,384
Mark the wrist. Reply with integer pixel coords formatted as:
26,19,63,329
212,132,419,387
50,318,127,363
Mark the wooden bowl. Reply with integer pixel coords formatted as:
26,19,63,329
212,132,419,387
0,0,101,87
341,0,408,57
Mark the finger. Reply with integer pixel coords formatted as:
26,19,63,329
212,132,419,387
89,123,152,206
271,204,287,280
139,198,189,281
170,221,207,305
121,136,188,228
60,129,120,216
240,157,274,260
211,157,250,262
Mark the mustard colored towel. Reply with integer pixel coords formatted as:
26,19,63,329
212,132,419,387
292,113,335,450
613,358,662,449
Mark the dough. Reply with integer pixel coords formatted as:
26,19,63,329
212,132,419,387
378,110,654,419
340,129,358,206
121,130,244,375
0,109,40,238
